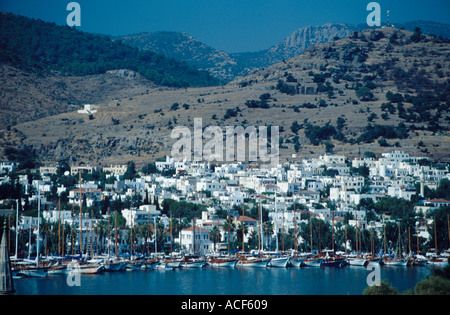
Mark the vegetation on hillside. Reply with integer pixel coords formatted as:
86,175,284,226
0,12,221,87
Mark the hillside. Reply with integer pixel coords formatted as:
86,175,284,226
117,21,450,81
2,27,449,168
0,12,221,88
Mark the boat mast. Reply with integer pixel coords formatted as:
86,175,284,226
282,205,285,252
416,226,419,255
434,217,438,256
408,226,411,256
398,221,402,259
79,171,83,256
242,205,245,252
310,211,313,254
36,185,41,267
115,210,118,259
226,214,229,255
14,200,19,259
331,209,334,254
58,199,61,256
258,200,261,253
193,215,196,255
147,208,150,256
370,227,374,258
107,208,110,257
345,224,347,255
293,203,297,253
71,205,74,256
170,213,173,255
154,217,157,257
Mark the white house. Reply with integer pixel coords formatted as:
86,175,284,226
180,226,212,254
78,104,97,114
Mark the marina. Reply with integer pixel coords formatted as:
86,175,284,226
12,257,437,295
8,247,448,295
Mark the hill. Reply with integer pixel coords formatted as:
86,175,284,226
2,27,449,168
117,21,450,81
0,12,221,88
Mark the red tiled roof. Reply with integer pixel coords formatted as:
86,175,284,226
183,226,209,232
427,199,450,203
236,215,257,222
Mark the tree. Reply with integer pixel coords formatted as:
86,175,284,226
356,86,375,101
414,276,450,295
122,161,137,180
209,225,220,252
363,281,399,295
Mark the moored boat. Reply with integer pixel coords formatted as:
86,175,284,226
207,256,238,268
428,256,449,268
383,256,408,266
180,255,206,268
346,256,368,266
236,254,270,268
267,255,290,268
301,258,322,267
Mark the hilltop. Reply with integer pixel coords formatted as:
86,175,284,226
0,12,220,88
117,21,450,81
1,26,449,168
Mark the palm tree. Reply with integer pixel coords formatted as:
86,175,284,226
96,220,108,254
263,220,274,250
235,222,249,252
222,216,235,252
209,225,220,252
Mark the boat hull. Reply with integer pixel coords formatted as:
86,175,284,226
165,260,181,268
237,258,270,268
208,258,238,268
268,257,290,268
289,257,303,267
347,258,368,266
181,261,206,268
301,259,322,267
321,258,345,267
383,259,408,266
104,261,127,271
17,267,49,278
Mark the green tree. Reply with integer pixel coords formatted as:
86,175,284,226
363,281,399,295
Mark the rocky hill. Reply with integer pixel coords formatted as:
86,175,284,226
117,21,450,81
2,27,449,168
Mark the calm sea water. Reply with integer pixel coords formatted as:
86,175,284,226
13,265,433,295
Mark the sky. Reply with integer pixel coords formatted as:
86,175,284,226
1,0,449,52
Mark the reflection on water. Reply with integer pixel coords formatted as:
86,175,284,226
14,265,433,295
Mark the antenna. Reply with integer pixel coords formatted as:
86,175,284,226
387,9,390,27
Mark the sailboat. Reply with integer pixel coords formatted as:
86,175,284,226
103,210,127,271
15,187,49,278
301,212,322,267
428,217,449,267
383,221,408,266
207,255,238,267
236,252,270,268
346,223,368,266
237,198,270,268
267,203,290,268
289,204,304,267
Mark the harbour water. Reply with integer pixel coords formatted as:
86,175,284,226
14,264,433,295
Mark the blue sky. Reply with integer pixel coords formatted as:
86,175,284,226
1,0,449,52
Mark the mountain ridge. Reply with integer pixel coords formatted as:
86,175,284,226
116,20,450,81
